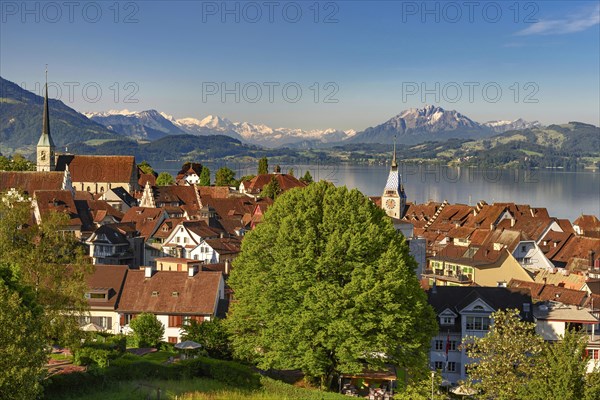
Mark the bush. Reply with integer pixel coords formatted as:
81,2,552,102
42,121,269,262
129,313,164,348
44,353,261,398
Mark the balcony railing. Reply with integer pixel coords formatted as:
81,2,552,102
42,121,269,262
424,269,472,283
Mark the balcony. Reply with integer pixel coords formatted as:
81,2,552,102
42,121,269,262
424,269,473,284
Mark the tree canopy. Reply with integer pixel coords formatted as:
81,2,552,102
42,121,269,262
137,160,155,175
260,176,282,200
156,171,175,186
227,181,436,386
258,157,269,175
199,166,211,186
181,318,232,360
129,313,164,348
300,170,313,184
0,154,35,171
215,167,236,187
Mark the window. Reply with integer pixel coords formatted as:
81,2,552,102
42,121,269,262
466,316,490,331
447,362,458,372
441,316,454,325
434,361,444,370
168,315,183,327
168,337,178,344
89,292,106,299
184,237,188,244
449,341,458,351
522,245,526,252
435,340,444,350
152,291,159,297
587,349,600,360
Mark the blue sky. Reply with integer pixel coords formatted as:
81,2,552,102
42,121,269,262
1,1,599,130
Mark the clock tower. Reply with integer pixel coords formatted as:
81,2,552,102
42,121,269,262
37,68,55,172
381,138,406,219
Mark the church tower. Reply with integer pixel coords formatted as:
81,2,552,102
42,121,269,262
36,68,55,172
381,138,407,219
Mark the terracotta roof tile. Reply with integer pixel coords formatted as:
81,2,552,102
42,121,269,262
56,155,136,184
118,270,223,315
33,190,82,227
86,265,129,309
0,171,65,195
121,207,165,238
244,173,306,194
509,279,588,306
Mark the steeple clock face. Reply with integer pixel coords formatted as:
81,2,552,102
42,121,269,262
385,199,396,209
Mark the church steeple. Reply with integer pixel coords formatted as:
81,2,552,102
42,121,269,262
37,66,55,171
381,136,407,219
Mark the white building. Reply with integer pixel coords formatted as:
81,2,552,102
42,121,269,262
427,286,533,384
117,267,226,343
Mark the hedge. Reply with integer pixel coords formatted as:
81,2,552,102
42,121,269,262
44,355,260,398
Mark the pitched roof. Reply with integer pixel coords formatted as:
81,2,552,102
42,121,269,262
508,279,588,306
117,270,223,315
199,186,230,199
33,190,82,227
0,171,65,195
55,155,136,183
86,265,129,309
427,286,533,319
74,199,124,230
121,207,165,238
88,223,135,245
204,237,242,255
533,269,588,291
182,220,222,239
550,236,600,270
138,172,156,187
244,173,306,194
574,215,600,237
153,218,185,239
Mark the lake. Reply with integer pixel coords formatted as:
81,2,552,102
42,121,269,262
150,161,599,222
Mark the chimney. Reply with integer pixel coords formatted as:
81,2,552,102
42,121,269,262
543,277,547,286
188,265,197,277
145,265,154,278
225,259,230,275
590,250,595,268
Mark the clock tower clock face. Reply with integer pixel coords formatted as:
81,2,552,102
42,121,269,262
385,199,396,209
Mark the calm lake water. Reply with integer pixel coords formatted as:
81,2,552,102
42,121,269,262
151,161,599,222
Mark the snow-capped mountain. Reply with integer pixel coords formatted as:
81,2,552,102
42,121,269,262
482,118,542,133
85,109,185,140
86,106,539,147
348,105,486,144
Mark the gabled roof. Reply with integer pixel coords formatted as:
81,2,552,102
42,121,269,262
121,207,165,238
508,279,588,307
106,187,137,207
117,270,223,315
243,173,306,194
88,223,135,245
86,265,128,309
427,286,533,321
33,190,81,227
199,186,230,199
182,220,222,239
550,236,600,270
203,237,242,255
153,218,186,240
56,155,136,183
0,171,65,195
574,215,600,237
74,199,124,231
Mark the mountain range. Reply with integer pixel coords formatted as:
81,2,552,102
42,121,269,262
0,75,578,158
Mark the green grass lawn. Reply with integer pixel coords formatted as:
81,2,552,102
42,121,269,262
55,377,349,400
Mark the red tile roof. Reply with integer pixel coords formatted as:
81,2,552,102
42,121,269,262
0,171,65,195
121,207,165,238
56,155,136,184
244,173,306,194
86,265,129,309
33,190,82,227
508,279,588,306
118,270,223,315
574,215,600,237
199,186,230,199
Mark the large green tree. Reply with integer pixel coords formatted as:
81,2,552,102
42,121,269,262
0,154,35,171
137,160,155,175
464,309,545,400
300,170,313,184
215,167,236,187
258,157,269,175
0,198,92,346
129,313,164,348
0,269,47,400
227,181,436,387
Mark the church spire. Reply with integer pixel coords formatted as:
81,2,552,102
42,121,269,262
36,66,56,172
391,135,398,169
38,66,55,148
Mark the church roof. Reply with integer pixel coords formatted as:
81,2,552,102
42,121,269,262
55,155,136,184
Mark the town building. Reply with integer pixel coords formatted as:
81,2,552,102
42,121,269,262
426,286,533,384
83,265,128,334
117,268,226,343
